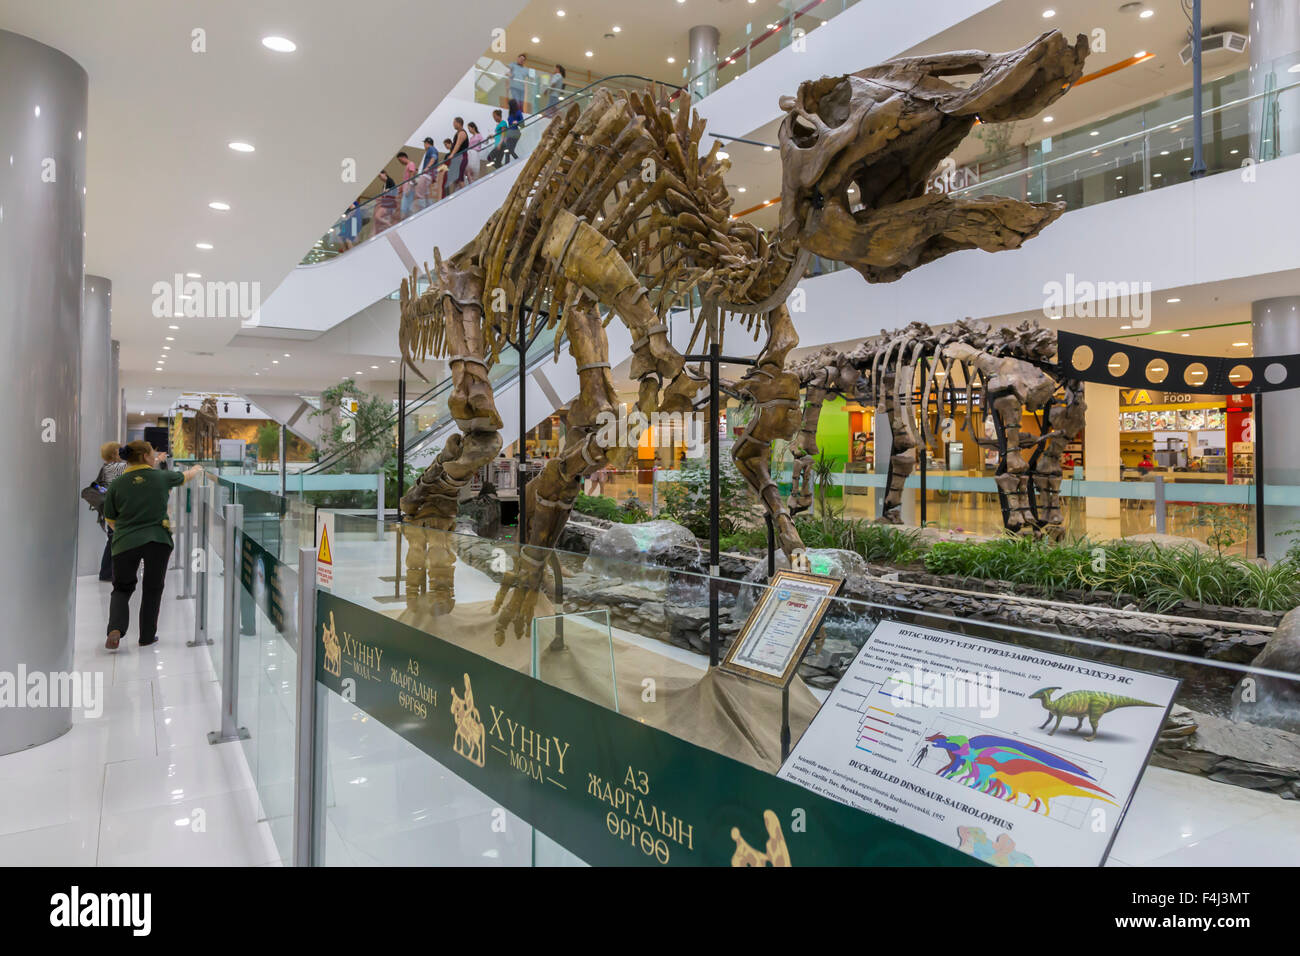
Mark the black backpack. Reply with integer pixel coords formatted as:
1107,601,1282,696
81,466,108,516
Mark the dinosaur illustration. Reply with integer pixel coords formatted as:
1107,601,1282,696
926,732,1115,815
1030,687,1160,741
396,31,1089,639
956,826,1034,866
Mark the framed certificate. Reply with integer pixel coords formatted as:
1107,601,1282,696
721,570,844,687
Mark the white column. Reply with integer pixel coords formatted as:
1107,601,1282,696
1084,382,1121,538
0,29,87,754
77,276,112,575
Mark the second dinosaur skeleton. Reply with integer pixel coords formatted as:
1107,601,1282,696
396,31,1088,639
786,319,1087,536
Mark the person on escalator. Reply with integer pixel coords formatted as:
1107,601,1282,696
500,100,523,165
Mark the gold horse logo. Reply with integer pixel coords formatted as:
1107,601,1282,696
321,612,342,678
730,810,792,867
450,673,486,767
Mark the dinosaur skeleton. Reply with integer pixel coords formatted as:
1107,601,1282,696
785,319,1087,536
396,31,1089,639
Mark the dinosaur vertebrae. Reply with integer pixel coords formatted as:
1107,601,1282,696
787,319,1085,536
398,87,802,382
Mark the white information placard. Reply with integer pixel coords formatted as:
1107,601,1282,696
721,571,842,687
778,620,1178,866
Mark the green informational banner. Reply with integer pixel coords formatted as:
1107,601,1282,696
315,592,981,867
240,532,290,635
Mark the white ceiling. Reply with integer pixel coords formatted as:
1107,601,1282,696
0,0,525,412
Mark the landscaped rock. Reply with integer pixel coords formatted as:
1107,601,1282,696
1231,607,1300,734
1153,704,1300,798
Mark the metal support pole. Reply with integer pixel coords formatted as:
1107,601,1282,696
278,423,286,498
1255,391,1265,559
169,488,182,569
919,439,928,527
517,327,528,544
189,484,214,647
1153,475,1167,534
177,486,194,599
397,365,407,504
781,685,791,763
209,503,249,744
293,547,324,866
765,513,776,580
708,341,720,668
1190,0,1208,179
376,470,385,539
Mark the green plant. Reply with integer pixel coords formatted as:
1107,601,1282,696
573,493,648,524
1189,503,1251,557
659,457,757,538
255,422,280,461
312,378,394,475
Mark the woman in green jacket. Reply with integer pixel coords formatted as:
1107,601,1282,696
102,440,202,650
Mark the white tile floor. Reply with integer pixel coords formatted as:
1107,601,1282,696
0,569,280,866
3,560,1298,866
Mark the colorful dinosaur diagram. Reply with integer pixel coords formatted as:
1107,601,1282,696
1029,687,1160,742
956,826,1034,866
925,732,1116,816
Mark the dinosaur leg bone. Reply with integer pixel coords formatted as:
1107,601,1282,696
879,373,917,524
732,306,805,560
543,209,694,416
492,301,618,642
400,265,502,614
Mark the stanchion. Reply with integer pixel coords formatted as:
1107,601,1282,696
178,485,194,599
189,483,214,647
292,547,325,866
168,488,182,570
209,503,249,744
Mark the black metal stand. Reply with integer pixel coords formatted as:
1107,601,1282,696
396,365,406,598
919,442,928,527
765,514,776,580
1255,390,1265,559
682,347,757,668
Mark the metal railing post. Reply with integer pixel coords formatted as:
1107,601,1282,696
293,547,324,866
1153,475,1167,534
178,485,194,599
376,470,385,540
168,487,182,569
209,503,249,744
189,483,214,647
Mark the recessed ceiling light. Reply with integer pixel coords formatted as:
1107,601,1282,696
531,36,540,43
737,186,746,192
1042,9,1055,18
667,56,676,64
1089,130,1099,136
185,272,201,278
1232,342,1249,347
165,336,175,341
612,26,621,33
284,353,291,357
1134,50,1147,58
556,8,565,15
272,360,279,364
763,145,773,152
262,36,296,53
355,370,364,375
1160,150,1169,155
228,142,255,153
1140,8,1154,17
1153,172,1162,177
585,50,593,57
162,346,171,351
208,201,230,211
195,242,213,250
1166,297,1181,303
1181,333,1190,337
1120,325,1132,330
371,365,379,369
1042,116,1053,123
717,150,729,160
168,325,179,330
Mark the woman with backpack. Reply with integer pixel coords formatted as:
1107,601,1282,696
84,441,127,581
102,440,202,650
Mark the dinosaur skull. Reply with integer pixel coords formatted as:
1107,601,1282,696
778,30,1089,282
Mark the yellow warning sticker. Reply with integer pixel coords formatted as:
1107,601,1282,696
318,523,333,565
